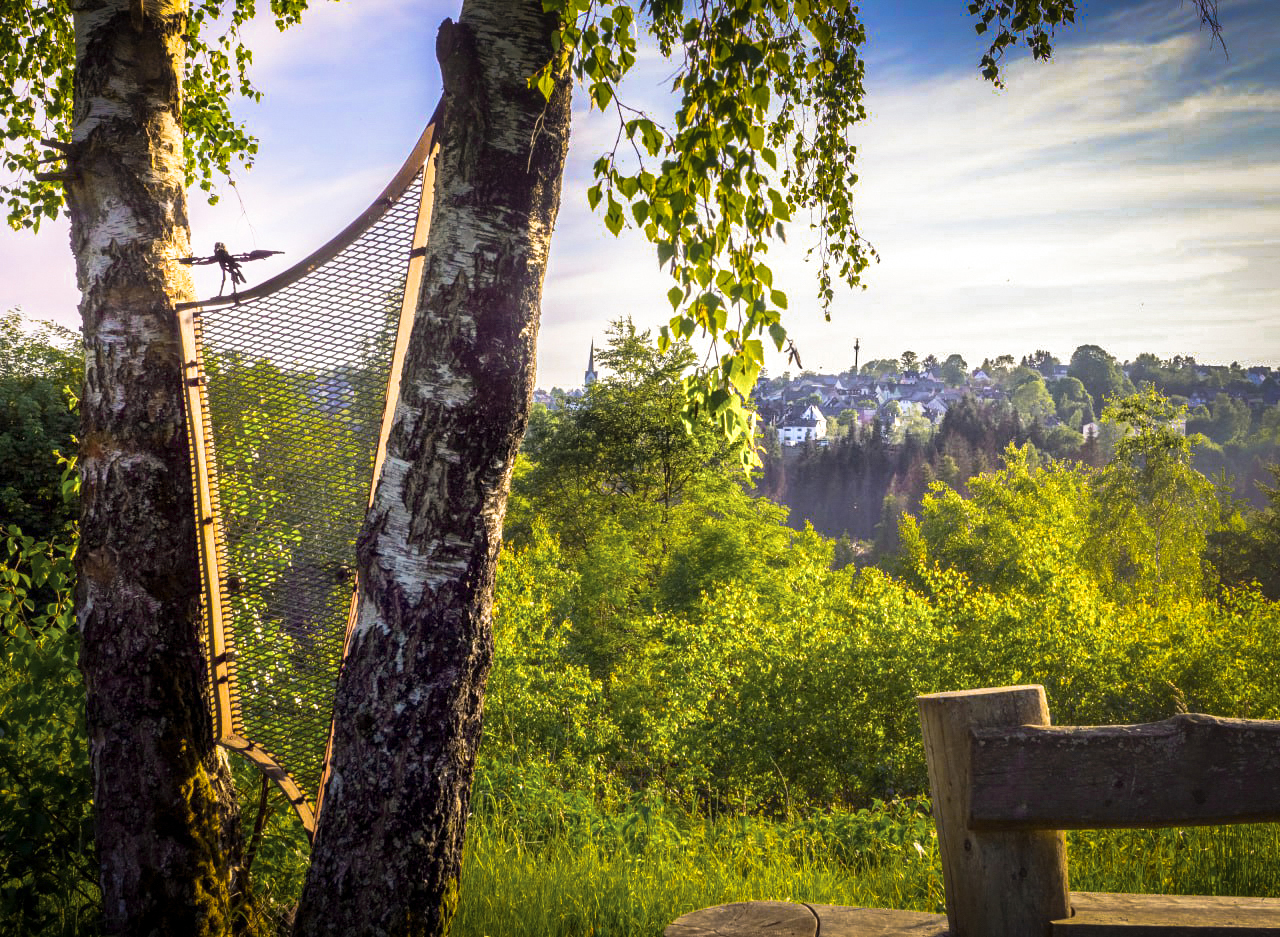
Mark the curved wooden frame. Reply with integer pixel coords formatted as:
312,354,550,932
178,107,442,834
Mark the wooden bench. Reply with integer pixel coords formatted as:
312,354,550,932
666,685,1280,937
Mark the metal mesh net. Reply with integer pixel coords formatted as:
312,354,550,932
188,169,424,807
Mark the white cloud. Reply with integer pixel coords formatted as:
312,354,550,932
757,17,1280,374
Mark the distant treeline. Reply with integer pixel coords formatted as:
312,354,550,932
765,394,1280,546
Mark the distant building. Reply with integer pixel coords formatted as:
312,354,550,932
923,395,950,421
584,341,598,387
777,404,827,446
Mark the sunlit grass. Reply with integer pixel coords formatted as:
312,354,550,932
455,794,1280,937
455,800,946,937
13,795,1280,937
1068,825,1280,898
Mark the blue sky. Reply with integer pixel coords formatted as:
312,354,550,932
2,0,1277,387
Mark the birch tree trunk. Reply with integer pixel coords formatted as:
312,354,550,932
293,0,571,933
65,1,242,933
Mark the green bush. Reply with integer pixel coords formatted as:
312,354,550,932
0,521,96,936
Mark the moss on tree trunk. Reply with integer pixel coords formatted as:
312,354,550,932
66,1,241,933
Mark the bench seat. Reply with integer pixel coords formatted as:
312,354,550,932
666,893,1280,937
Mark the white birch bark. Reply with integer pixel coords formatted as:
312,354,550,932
294,0,572,933
66,0,241,932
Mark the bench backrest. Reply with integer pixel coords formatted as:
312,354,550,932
917,685,1280,937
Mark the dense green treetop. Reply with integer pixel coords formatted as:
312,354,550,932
1008,368,1054,423
860,358,901,379
1088,386,1217,602
1188,393,1251,446
519,318,736,516
1023,349,1060,376
1210,465,1280,600
940,354,969,387
0,311,80,540
1068,344,1135,413
510,317,829,675
1052,376,1094,430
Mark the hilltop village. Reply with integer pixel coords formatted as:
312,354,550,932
533,343,1280,544
752,349,1279,448
538,344,1280,449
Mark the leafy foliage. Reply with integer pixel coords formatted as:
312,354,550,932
494,380,1280,818
1089,386,1217,602
965,0,1076,84
0,459,95,936
0,312,80,541
1208,466,1280,600
532,0,1083,465
0,0,314,229
1068,343,1135,415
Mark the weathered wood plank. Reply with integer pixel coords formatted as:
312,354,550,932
666,894,1280,937
664,901,816,937
1052,891,1280,934
665,902,951,937
919,686,1070,936
969,714,1280,831
812,903,950,935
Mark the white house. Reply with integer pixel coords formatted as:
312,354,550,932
776,404,828,446
923,395,950,421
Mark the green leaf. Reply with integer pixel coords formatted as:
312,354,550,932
591,81,613,110
537,67,556,101
668,286,685,310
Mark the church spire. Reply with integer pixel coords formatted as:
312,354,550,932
584,340,598,387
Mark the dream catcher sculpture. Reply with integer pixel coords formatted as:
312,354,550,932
177,116,439,833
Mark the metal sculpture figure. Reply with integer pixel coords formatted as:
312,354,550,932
180,242,284,297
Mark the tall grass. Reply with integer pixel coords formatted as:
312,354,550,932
1068,825,1280,898
455,795,945,937
454,784,1280,937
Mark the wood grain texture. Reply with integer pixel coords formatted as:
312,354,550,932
666,895,1280,937
811,904,950,935
665,901,817,937
918,686,1070,937
970,714,1280,830
664,902,952,937
1052,891,1280,934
